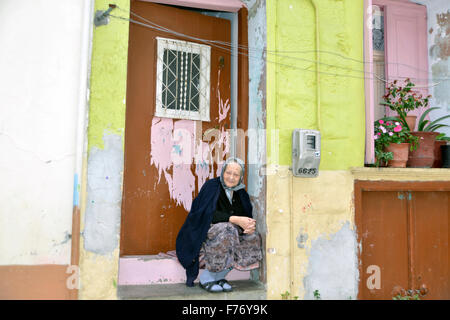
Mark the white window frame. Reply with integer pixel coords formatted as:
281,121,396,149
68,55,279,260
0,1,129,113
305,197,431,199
155,37,211,122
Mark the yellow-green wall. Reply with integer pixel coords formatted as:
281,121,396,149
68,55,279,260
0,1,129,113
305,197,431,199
266,0,365,299
267,0,365,169
88,0,129,151
79,0,130,300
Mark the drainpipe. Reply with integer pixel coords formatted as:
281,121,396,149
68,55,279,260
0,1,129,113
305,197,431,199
310,0,321,132
230,12,239,158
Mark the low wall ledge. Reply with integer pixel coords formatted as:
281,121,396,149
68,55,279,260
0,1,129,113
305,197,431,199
350,167,450,181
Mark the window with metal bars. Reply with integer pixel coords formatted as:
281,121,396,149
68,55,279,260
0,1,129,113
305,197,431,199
155,37,211,121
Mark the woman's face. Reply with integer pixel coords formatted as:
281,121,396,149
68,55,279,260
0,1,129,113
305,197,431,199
223,162,242,188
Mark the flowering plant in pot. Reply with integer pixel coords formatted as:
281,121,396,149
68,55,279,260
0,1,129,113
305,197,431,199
380,79,431,131
374,118,419,167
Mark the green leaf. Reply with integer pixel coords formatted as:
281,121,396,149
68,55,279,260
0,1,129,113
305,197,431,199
382,116,401,122
426,124,449,132
418,120,430,131
417,107,440,130
397,112,409,131
379,102,396,110
423,114,450,131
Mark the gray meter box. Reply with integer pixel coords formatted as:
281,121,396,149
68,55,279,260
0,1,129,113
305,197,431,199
292,129,321,177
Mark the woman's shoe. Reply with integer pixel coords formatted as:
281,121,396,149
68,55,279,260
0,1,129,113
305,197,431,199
199,281,223,293
217,279,233,292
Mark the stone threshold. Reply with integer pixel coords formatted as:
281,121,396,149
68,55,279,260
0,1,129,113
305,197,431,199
117,280,266,300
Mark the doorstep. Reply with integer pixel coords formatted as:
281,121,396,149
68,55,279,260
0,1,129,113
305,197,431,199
117,280,266,300
118,255,252,285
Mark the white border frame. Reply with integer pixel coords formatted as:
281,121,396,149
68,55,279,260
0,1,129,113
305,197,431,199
155,37,211,121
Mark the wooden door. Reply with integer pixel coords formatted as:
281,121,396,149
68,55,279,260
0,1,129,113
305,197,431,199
356,181,450,300
120,1,232,255
411,192,449,299
358,190,410,299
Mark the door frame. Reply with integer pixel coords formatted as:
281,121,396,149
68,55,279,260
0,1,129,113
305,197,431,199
119,0,251,255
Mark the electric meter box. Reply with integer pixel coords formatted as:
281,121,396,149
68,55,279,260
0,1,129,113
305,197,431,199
292,129,321,177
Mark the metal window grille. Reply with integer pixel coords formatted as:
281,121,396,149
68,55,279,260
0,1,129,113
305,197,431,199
155,37,211,121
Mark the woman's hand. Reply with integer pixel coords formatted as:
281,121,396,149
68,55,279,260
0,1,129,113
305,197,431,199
229,216,256,234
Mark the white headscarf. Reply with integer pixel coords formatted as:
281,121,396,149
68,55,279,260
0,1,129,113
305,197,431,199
219,157,246,203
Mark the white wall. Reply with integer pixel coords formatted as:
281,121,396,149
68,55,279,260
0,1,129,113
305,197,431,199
0,0,91,265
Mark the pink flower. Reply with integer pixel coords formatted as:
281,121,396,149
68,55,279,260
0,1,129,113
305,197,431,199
394,125,402,132
379,120,384,124
377,132,381,136
389,132,393,136
374,135,378,140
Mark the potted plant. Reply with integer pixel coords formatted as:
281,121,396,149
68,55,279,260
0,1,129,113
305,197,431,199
374,118,419,167
380,79,431,131
408,107,450,168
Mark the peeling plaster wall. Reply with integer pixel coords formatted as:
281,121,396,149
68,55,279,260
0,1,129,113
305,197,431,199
266,0,364,299
84,134,124,254
79,0,130,300
0,0,89,266
303,222,358,300
266,168,358,299
414,0,450,137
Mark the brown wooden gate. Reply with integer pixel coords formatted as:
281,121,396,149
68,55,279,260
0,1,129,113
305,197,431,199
355,181,450,300
120,1,248,256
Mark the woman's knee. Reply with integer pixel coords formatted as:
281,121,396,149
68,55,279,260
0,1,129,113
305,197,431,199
208,222,239,239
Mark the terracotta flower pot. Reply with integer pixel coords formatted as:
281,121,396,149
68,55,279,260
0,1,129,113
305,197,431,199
405,115,417,131
407,132,439,168
385,143,410,168
433,140,447,168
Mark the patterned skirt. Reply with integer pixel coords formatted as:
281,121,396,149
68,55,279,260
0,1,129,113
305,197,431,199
199,222,262,273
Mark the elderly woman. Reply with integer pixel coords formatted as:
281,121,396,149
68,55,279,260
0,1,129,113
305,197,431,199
176,157,262,292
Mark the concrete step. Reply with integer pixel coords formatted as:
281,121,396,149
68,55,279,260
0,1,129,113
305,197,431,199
118,256,252,285
117,280,266,300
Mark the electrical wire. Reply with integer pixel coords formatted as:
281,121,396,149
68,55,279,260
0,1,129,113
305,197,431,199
120,5,430,76
108,6,450,88
119,7,446,85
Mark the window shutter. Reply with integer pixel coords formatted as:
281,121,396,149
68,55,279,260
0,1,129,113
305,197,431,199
384,3,429,128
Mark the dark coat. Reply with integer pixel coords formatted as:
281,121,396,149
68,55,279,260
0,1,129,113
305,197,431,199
175,177,253,287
